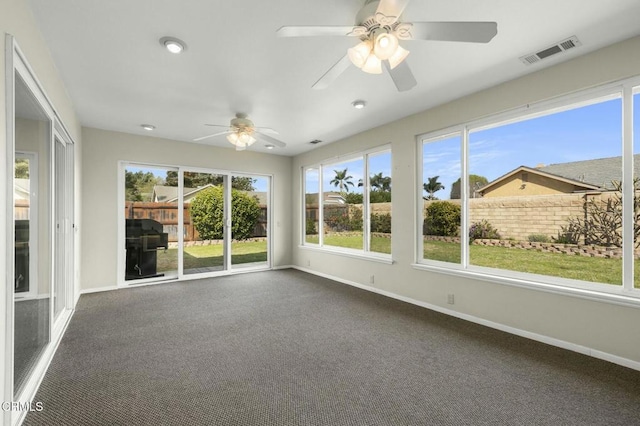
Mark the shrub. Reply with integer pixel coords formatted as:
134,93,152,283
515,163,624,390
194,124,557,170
469,219,501,242
344,192,363,204
347,207,363,231
424,201,460,236
324,206,350,232
527,234,550,243
371,212,392,234
553,222,581,245
189,187,261,240
305,219,317,235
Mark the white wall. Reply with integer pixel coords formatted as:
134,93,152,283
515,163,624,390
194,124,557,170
80,127,293,291
291,36,640,365
1,0,81,422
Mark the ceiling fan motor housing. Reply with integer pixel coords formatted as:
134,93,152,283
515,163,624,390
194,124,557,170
356,0,383,28
230,113,255,133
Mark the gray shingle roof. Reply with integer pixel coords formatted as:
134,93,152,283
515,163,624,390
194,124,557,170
538,155,639,190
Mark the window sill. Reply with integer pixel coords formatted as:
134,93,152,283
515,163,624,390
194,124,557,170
299,244,394,264
411,262,640,309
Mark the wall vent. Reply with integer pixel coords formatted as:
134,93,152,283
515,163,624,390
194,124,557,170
519,36,582,66
309,139,323,145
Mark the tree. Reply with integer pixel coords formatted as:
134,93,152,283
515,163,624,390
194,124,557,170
556,179,640,248
15,159,29,178
165,171,255,191
189,186,261,241
330,169,355,193
423,176,445,200
125,170,161,201
450,175,489,199
370,172,391,192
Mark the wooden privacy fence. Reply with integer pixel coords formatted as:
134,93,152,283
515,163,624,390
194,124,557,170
125,202,267,242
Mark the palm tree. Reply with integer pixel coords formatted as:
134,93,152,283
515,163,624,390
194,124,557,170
368,172,392,192
423,176,445,200
330,168,355,193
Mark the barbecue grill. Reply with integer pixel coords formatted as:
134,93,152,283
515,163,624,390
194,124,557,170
125,219,169,280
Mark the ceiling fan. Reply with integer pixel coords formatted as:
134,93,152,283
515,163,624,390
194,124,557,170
277,0,497,92
194,113,287,151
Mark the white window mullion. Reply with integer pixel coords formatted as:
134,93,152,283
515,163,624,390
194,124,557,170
622,86,634,291
318,166,324,247
177,169,184,278
461,127,470,268
363,154,371,252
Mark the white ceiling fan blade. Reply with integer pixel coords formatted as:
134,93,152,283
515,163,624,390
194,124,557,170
276,26,361,37
404,22,498,43
375,0,411,25
254,126,279,135
256,132,286,148
384,60,417,92
312,54,352,90
193,130,230,142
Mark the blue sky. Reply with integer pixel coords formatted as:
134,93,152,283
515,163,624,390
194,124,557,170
306,151,392,194
423,96,635,199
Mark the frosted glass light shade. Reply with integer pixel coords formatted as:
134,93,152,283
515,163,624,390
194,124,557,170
361,54,382,74
388,45,410,69
348,40,372,69
373,33,399,60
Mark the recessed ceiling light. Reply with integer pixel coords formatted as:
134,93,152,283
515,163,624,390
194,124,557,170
352,100,367,109
159,36,187,54
141,124,155,131
265,144,275,150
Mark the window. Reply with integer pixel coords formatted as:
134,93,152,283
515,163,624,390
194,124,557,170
418,85,640,297
468,96,622,286
303,146,392,258
304,168,319,244
633,87,640,290
421,133,462,264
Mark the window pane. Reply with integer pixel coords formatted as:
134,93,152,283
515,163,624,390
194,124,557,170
231,175,268,269
14,73,51,395
183,171,225,275
322,158,364,250
305,168,319,244
468,97,622,285
422,135,462,263
124,166,177,281
634,90,640,290
368,151,392,254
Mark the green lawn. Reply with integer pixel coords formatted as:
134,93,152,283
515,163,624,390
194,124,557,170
305,234,391,254
308,234,639,288
156,240,267,272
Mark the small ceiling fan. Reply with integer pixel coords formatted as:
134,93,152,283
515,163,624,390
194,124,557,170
277,0,497,92
194,113,287,151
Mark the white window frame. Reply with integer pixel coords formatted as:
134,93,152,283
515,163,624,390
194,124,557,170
301,145,392,263
413,77,640,307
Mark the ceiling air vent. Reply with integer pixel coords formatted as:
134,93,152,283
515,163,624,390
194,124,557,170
519,36,582,66
309,139,323,145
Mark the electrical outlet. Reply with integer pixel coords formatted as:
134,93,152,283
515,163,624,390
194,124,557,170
369,275,375,284
447,294,455,305
307,260,311,267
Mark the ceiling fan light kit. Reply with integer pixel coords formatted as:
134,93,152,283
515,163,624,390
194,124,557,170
277,0,497,92
194,113,287,152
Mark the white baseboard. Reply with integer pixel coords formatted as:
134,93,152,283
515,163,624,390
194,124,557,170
80,285,118,295
292,266,640,372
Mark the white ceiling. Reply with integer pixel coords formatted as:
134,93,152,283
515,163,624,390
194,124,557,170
27,0,640,156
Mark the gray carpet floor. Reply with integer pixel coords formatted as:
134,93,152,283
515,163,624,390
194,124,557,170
25,269,640,425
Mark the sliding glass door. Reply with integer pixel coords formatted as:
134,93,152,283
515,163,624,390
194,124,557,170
231,175,269,270
183,171,227,275
124,165,178,282
122,165,271,283
13,73,52,396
